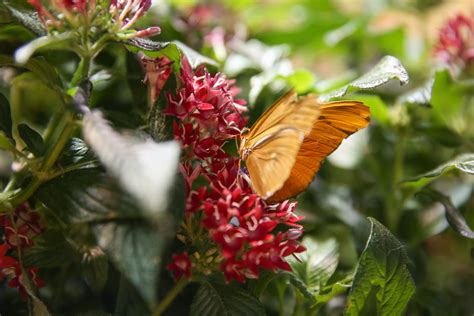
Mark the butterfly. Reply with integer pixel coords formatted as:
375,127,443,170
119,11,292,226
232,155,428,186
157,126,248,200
239,90,370,203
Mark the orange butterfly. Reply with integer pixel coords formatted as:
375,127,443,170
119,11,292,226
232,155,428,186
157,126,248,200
239,90,370,202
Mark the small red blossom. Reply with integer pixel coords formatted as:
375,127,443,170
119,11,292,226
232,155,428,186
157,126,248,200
435,14,474,73
167,252,192,281
142,56,172,105
8,265,46,300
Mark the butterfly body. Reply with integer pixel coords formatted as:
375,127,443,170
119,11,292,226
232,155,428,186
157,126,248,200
240,91,370,202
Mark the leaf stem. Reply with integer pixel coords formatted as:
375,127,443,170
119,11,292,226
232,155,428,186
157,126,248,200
152,278,189,316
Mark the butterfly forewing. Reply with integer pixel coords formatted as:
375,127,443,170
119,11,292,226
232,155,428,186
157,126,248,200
241,93,321,198
268,100,370,202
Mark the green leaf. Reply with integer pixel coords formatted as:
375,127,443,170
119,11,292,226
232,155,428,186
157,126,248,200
288,238,339,303
419,125,464,148
402,153,474,189
430,69,465,130
345,218,415,316
126,39,217,71
314,280,352,306
190,280,265,316
0,55,66,102
247,270,282,298
94,220,165,308
115,275,150,316
36,168,182,309
398,77,434,105
14,32,74,64
0,92,13,139
23,229,80,268
280,69,315,93
82,252,109,293
418,190,474,239
0,131,15,151
319,55,409,102
2,2,46,36
18,123,45,156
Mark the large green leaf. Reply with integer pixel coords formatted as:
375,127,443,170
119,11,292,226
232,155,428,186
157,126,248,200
345,218,415,316
403,153,474,189
319,55,409,102
94,220,166,309
190,279,265,316
36,168,183,309
288,238,339,303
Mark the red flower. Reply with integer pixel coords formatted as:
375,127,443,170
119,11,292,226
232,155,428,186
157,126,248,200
435,14,474,73
167,252,192,281
142,56,172,105
0,204,45,299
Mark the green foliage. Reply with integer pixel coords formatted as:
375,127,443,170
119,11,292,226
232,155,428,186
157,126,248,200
0,0,473,315
345,218,415,316
190,279,265,316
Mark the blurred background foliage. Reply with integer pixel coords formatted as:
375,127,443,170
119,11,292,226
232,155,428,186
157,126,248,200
0,0,473,315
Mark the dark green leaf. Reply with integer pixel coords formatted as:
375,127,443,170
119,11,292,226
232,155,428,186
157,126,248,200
0,55,67,103
247,270,281,298
190,280,265,316
3,2,46,36
82,252,109,294
403,153,474,189
126,39,217,71
319,55,409,102
36,168,141,224
14,32,74,64
94,220,166,309
36,168,181,309
288,238,339,302
418,190,474,239
0,93,13,139
18,123,45,156
419,125,464,148
345,218,415,316
23,229,80,268
58,137,99,169
114,275,150,316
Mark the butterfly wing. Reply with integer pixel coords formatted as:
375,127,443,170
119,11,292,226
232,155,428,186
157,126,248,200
242,95,321,198
268,100,370,202
244,90,297,141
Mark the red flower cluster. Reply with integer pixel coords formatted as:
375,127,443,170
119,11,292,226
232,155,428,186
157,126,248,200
0,205,45,299
164,58,305,283
435,14,474,73
28,0,160,38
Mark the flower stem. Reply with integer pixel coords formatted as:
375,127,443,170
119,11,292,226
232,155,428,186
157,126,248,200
6,55,91,209
386,127,408,231
152,278,189,316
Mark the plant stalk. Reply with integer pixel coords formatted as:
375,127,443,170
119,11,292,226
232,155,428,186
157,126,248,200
152,278,189,316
